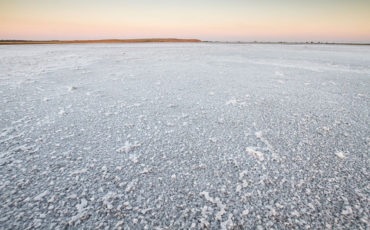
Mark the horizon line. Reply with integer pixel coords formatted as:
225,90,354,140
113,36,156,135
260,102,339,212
0,38,369,46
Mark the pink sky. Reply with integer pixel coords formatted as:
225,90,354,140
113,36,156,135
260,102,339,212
1,0,369,42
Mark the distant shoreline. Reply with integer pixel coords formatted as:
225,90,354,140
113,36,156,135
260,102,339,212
0,38,202,45
205,41,370,46
0,38,369,45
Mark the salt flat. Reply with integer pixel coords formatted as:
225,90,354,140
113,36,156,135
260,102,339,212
0,43,369,229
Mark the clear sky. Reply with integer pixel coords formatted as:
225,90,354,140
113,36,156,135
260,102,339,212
1,0,369,42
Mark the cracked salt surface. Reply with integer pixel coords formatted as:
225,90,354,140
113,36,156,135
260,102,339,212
245,147,265,161
116,141,141,153
335,151,347,159
0,43,369,229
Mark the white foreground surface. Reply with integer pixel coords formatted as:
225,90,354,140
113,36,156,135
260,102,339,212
0,43,369,229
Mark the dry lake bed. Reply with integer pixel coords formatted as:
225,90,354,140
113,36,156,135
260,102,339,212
0,43,369,229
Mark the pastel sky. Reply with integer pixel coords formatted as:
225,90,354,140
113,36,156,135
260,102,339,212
1,0,369,42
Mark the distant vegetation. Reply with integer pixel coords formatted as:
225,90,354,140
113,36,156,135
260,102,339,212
0,38,202,45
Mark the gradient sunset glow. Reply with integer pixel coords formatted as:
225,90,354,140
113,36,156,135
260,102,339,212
1,0,369,42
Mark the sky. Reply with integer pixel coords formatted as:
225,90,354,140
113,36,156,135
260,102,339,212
1,0,369,42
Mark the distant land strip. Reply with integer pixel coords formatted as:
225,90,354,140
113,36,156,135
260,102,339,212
1,39,369,45
0,38,202,45
205,41,370,45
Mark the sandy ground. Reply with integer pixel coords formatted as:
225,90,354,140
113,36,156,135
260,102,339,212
0,43,369,229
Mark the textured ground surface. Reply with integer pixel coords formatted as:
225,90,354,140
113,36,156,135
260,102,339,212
0,43,369,229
